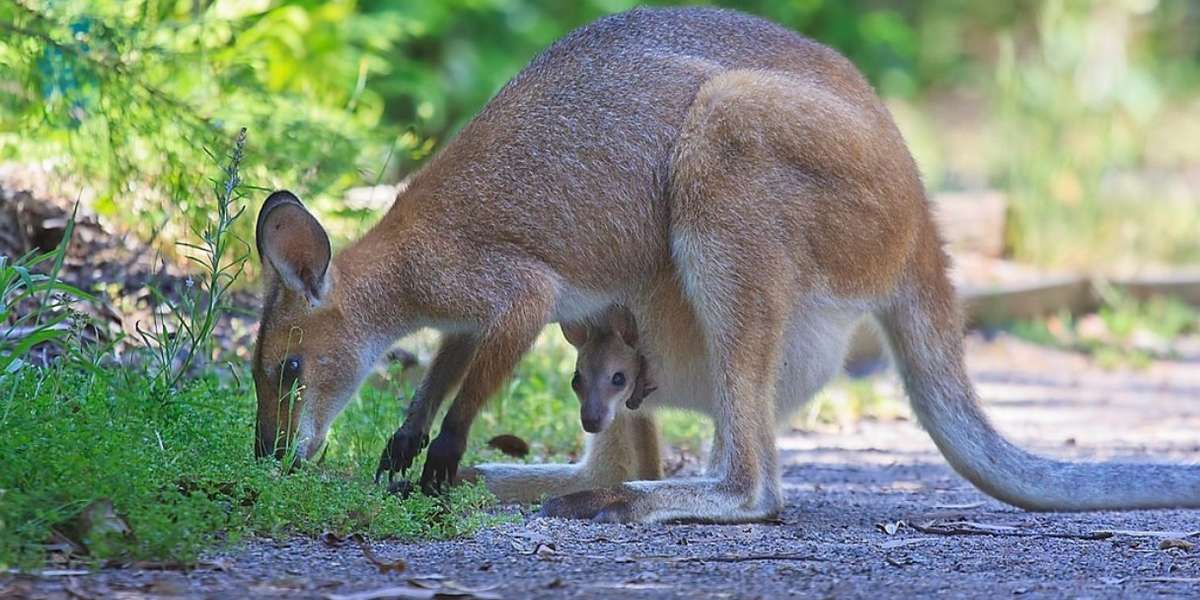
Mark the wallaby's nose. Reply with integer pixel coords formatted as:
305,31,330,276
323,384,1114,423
581,402,609,434
254,430,273,459
254,420,283,460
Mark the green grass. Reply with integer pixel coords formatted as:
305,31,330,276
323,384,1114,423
0,365,499,571
0,325,718,571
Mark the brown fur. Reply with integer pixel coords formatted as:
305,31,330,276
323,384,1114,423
253,7,1199,520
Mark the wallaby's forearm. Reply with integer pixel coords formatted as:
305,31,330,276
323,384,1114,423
416,278,557,488
375,332,476,482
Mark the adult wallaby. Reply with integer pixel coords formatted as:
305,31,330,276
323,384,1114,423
252,6,1200,522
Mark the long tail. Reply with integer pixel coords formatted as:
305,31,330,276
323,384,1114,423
876,243,1200,511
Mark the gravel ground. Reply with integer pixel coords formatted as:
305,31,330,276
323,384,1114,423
10,334,1200,599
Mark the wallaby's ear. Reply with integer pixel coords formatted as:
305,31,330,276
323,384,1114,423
256,190,332,305
560,321,590,347
608,306,638,347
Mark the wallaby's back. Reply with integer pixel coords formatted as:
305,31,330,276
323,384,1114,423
381,7,883,293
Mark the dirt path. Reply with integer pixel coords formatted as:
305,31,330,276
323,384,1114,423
15,334,1200,599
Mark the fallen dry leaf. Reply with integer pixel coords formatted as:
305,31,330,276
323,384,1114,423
353,534,407,574
486,434,530,458
876,521,905,535
320,532,407,573
533,542,558,559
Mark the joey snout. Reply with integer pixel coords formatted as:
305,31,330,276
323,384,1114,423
580,397,617,434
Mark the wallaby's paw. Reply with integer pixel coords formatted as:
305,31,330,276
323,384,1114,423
539,487,637,521
419,431,467,494
375,427,429,484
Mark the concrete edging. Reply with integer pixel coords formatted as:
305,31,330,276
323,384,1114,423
844,273,1200,370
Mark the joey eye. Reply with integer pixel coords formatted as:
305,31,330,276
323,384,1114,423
571,371,581,391
611,372,626,388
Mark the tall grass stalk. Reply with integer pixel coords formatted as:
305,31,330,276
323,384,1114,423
136,128,249,393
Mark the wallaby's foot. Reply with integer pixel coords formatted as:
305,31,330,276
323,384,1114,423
540,487,635,521
420,429,467,492
541,480,782,524
375,426,429,483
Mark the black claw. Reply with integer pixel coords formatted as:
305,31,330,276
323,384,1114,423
375,427,429,486
419,430,467,495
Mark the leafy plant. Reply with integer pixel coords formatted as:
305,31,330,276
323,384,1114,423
135,129,250,392
0,365,501,570
0,0,396,247
0,205,92,374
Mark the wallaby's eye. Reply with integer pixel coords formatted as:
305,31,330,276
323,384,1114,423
611,372,626,388
571,371,581,391
283,356,302,377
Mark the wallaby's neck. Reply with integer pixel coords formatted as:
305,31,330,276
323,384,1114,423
330,204,425,343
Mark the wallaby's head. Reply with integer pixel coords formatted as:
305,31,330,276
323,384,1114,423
252,191,370,464
563,307,655,434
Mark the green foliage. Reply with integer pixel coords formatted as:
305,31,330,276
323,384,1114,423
0,206,92,374
0,0,397,245
799,378,905,428
4,0,1200,268
1010,286,1199,369
0,365,501,570
360,0,1030,151
988,1,1200,267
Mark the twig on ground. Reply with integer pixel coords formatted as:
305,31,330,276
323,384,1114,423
583,553,826,564
907,520,1114,540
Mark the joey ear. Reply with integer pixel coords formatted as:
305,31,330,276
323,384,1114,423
560,321,590,347
256,190,332,304
608,307,638,348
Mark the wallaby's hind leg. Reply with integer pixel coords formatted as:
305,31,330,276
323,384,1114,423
544,80,821,522
541,235,789,522
473,410,662,503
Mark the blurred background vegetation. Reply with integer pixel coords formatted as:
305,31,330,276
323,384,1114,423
2,0,1198,270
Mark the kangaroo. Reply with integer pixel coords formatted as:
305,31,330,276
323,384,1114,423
252,6,1200,523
